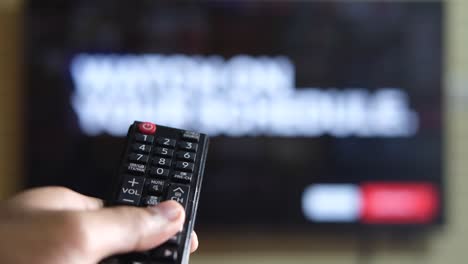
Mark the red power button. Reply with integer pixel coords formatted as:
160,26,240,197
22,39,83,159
138,122,157,135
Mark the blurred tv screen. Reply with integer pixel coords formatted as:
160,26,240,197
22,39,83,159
26,1,443,230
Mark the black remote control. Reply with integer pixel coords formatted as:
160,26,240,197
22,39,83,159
104,121,209,264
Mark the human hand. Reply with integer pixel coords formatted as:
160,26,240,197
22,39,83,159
0,187,198,264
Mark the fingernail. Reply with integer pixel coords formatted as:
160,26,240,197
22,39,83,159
149,201,182,221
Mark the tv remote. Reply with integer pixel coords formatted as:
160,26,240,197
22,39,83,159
104,121,209,264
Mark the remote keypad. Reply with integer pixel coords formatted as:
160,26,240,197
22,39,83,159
108,121,209,264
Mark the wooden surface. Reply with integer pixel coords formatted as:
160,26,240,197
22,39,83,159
0,0,22,199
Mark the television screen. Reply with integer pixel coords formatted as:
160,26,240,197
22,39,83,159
26,1,443,230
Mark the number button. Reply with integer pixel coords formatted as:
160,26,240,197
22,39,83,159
176,151,196,162
132,143,152,154
128,153,149,164
155,147,174,157
178,141,198,152
135,133,154,144
156,137,176,148
176,161,195,172
152,157,172,167
149,167,170,178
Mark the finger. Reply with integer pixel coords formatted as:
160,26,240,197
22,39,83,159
6,187,103,211
81,200,185,261
190,231,199,253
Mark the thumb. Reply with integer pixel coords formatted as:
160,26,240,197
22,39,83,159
81,200,185,261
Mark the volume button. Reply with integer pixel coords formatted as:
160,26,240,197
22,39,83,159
117,175,146,205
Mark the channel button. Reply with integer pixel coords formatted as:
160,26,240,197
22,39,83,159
167,184,190,208
173,171,193,183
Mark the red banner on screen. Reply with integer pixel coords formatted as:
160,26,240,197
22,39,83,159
360,182,439,224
